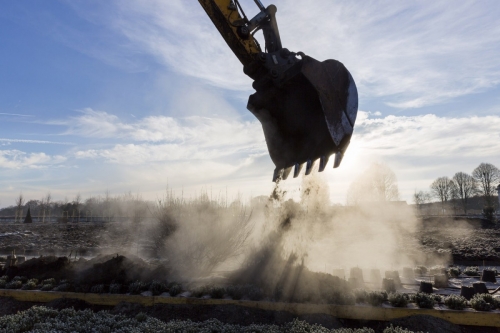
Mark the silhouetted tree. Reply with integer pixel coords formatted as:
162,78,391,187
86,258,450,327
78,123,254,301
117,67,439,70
430,176,454,215
413,190,431,215
24,206,33,223
15,193,24,223
452,172,477,214
472,163,500,210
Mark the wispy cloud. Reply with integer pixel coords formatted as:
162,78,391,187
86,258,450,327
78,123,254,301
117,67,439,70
64,108,265,151
0,139,73,145
0,150,66,169
0,112,34,117
2,109,500,204
354,111,500,158
66,0,500,109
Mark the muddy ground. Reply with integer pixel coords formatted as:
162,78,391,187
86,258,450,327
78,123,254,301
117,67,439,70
0,217,499,265
418,218,500,264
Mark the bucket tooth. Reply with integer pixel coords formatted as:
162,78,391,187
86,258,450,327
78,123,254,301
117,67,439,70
305,159,314,175
272,168,283,182
318,155,329,172
293,163,303,178
333,152,343,168
282,166,292,180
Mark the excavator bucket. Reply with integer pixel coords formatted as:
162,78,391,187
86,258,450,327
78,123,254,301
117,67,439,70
198,0,358,180
247,55,358,181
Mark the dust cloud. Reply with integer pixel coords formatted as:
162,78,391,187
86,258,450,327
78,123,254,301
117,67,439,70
98,166,438,296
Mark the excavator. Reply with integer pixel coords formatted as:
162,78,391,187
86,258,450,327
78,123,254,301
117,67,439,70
198,0,358,182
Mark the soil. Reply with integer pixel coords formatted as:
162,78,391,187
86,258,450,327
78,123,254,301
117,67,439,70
1,218,500,332
1,218,499,265
2,254,170,286
0,222,136,257
417,217,500,264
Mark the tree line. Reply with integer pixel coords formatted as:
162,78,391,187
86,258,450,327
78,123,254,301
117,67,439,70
1,191,149,223
414,162,500,218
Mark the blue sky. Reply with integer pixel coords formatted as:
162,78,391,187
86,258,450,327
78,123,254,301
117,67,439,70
1,0,500,207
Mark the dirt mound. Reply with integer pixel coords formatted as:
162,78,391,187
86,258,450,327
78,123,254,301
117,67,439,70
2,254,170,285
5,256,73,281
76,254,155,285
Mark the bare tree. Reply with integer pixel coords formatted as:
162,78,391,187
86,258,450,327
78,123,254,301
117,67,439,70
430,177,454,215
472,163,500,208
347,162,400,205
15,193,25,223
73,193,81,223
123,192,147,225
44,193,52,223
452,172,477,214
413,190,431,215
449,181,460,215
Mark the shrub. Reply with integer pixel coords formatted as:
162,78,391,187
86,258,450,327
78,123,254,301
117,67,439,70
0,275,8,282
168,283,182,296
388,292,408,308
470,294,497,311
0,280,6,288
109,283,122,294
226,285,244,300
245,285,264,301
135,312,148,323
367,291,387,306
444,295,467,310
42,278,56,285
149,280,167,296
413,292,435,309
53,283,73,292
463,266,479,276
21,281,37,290
470,296,491,311
326,291,356,306
128,281,148,295
6,281,22,289
27,278,38,285
0,307,388,333
447,267,461,278
90,284,106,294
209,286,226,299
354,289,368,303
41,284,54,291
191,286,209,298
12,276,27,283
383,325,424,333
74,284,90,293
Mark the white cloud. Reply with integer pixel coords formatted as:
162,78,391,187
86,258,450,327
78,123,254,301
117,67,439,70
0,150,67,169
354,111,500,158
2,109,500,205
70,109,266,164
66,0,500,109
0,139,73,145
327,111,500,202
